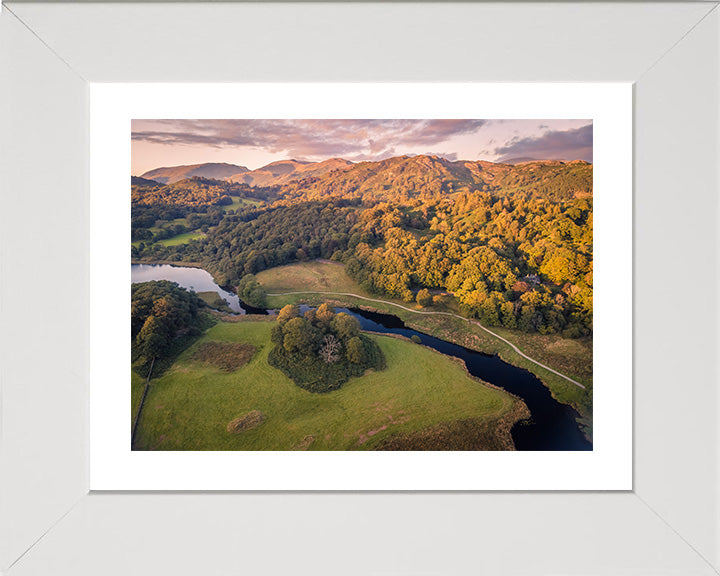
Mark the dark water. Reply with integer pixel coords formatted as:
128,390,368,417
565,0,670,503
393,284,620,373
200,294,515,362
341,307,592,451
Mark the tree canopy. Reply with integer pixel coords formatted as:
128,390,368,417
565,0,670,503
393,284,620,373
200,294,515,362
268,305,384,393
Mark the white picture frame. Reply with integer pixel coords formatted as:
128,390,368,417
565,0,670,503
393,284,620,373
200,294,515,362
90,82,631,491
1,2,718,575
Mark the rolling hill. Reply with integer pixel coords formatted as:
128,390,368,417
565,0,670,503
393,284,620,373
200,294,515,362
141,162,249,184
139,158,354,187
276,155,593,202
131,175,162,188
228,158,354,187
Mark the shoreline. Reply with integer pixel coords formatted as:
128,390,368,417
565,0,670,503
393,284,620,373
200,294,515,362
364,330,531,451
132,258,206,269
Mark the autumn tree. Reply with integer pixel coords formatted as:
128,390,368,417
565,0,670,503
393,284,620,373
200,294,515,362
416,288,432,307
277,304,300,325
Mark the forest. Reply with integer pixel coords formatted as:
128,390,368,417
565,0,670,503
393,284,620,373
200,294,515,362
132,156,593,337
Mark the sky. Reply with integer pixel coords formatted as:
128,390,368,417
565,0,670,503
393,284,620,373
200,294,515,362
131,119,593,176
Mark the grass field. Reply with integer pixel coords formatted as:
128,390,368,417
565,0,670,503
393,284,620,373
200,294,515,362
131,228,203,248
224,197,263,212
258,260,368,295
255,260,593,428
132,319,521,451
156,232,205,246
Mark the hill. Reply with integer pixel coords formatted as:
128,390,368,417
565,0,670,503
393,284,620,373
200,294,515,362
131,175,162,188
276,155,592,202
131,176,265,208
137,156,591,202
141,162,249,184
229,158,354,187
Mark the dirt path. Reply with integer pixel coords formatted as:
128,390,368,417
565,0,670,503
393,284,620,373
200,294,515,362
267,290,586,389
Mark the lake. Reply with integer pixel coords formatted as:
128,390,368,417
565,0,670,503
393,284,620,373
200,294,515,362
131,263,245,313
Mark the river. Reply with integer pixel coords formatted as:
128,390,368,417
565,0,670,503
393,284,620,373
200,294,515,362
132,263,592,451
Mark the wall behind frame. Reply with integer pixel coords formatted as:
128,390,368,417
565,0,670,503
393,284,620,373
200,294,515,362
634,7,719,569
0,7,89,571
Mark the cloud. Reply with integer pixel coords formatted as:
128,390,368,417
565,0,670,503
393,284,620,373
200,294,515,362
494,123,593,163
132,119,488,161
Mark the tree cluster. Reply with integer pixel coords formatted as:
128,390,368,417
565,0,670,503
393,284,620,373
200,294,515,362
157,201,359,286
342,192,592,336
268,304,385,393
131,281,206,361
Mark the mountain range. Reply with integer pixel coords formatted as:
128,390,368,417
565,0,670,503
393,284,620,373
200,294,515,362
272,155,592,202
140,158,353,186
140,155,591,194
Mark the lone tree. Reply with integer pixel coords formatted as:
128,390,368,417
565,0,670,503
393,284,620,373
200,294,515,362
319,334,341,363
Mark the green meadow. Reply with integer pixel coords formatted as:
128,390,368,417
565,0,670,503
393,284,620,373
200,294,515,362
132,319,520,451
156,231,205,246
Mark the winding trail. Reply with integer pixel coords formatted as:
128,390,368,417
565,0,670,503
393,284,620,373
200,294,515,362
267,290,586,389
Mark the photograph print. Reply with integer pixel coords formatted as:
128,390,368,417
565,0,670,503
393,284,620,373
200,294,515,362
130,119,593,452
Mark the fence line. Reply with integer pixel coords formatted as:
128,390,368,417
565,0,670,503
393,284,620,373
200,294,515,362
131,356,155,447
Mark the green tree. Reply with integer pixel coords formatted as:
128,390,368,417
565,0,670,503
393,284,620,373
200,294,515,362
282,317,312,354
237,274,267,308
136,315,169,358
416,288,432,307
346,336,366,364
331,313,360,341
